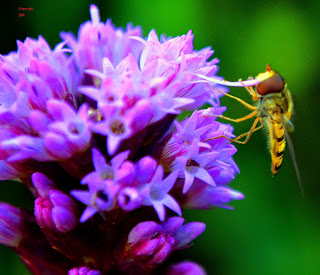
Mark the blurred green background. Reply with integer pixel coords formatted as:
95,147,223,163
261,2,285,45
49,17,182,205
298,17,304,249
1,0,320,274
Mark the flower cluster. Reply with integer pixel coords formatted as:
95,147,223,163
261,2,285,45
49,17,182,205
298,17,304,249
0,5,244,274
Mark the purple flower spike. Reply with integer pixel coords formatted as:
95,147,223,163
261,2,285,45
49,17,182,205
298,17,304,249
0,5,245,274
166,261,207,275
68,266,101,275
140,166,181,221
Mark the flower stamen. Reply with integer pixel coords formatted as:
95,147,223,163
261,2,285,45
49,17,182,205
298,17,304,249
109,119,125,135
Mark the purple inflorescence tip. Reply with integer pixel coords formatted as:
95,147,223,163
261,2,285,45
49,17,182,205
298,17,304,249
166,261,207,275
33,173,79,232
123,217,206,267
68,266,102,275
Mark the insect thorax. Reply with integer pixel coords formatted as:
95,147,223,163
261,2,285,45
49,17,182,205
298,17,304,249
259,88,293,121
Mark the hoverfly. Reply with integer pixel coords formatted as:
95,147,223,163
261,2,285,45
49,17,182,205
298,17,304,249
196,65,303,195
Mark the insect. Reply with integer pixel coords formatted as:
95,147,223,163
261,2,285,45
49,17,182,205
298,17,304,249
197,65,303,195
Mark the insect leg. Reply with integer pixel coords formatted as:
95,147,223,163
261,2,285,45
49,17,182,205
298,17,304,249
232,117,264,143
239,79,260,101
205,109,259,123
204,116,262,144
207,84,257,110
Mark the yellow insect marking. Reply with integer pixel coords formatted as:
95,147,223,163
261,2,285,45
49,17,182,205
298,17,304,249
267,121,286,174
256,67,276,82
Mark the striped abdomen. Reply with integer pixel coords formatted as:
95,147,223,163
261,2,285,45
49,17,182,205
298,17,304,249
266,119,286,174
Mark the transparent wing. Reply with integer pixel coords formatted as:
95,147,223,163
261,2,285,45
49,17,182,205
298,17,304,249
285,118,295,133
281,115,304,197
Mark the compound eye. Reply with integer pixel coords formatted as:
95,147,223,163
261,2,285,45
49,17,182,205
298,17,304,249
256,74,285,95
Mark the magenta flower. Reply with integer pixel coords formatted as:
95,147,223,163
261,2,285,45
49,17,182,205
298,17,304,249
0,4,244,274
166,261,207,275
68,267,101,275
119,217,206,269
140,166,181,221
33,172,79,233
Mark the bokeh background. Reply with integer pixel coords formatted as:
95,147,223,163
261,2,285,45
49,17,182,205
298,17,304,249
1,0,320,274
